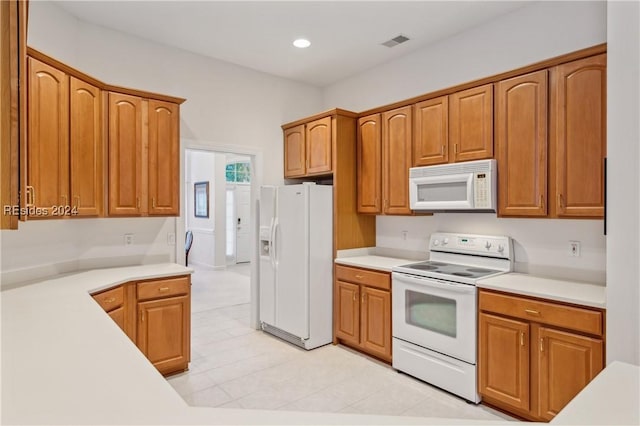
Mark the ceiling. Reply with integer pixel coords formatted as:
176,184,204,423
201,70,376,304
55,1,534,87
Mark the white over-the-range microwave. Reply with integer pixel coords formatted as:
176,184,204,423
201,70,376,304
409,159,496,212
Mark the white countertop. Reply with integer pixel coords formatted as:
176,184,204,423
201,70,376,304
335,255,422,272
477,273,606,309
551,361,639,425
0,262,502,425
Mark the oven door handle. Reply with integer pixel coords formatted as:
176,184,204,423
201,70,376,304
392,272,476,294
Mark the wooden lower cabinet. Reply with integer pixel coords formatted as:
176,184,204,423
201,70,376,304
334,265,392,362
478,289,604,421
137,294,190,376
91,274,191,377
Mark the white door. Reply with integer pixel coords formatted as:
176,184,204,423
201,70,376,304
235,185,251,263
274,185,309,339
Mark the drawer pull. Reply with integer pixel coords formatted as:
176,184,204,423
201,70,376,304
525,309,540,316
104,297,116,304
158,287,170,292
520,331,525,346
355,275,364,279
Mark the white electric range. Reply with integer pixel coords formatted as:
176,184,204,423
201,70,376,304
392,232,513,403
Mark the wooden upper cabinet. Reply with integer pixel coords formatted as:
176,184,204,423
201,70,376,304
550,54,606,218
357,114,382,213
70,77,103,217
27,57,70,216
496,70,548,217
449,84,493,162
108,92,143,216
148,100,179,215
479,312,530,412
284,125,306,178
382,106,412,215
306,116,332,175
537,326,604,421
413,96,448,166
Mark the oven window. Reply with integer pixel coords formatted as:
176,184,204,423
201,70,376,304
405,290,456,337
417,182,467,202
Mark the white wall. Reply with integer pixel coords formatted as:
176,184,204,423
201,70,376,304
606,1,640,366
323,1,606,112
324,0,608,281
0,2,323,286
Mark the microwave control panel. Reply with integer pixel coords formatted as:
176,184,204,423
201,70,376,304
474,173,490,208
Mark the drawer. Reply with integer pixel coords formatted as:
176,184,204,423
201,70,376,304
336,265,390,291
137,276,190,301
479,290,603,337
92,285,124,312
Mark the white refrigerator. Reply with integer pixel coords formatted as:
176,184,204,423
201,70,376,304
259,183,333,350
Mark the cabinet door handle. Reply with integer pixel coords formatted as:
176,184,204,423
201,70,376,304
441,146,445,156
520,331,525,346
539,337,544,352
136,197,140,209
361,293,367,303
353,292,358,302
74,195,80,208
152,198,156,209
558,193,564,209
26,186,35,206
140,310,144,322
540,195,544,210
454,143,459,154
525,309,540,316
158,287,170,292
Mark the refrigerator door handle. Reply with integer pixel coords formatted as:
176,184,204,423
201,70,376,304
272,219,279,268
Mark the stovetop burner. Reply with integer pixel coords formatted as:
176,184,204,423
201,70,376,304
466,268,492,273
409,264,439,271
452,272,473,277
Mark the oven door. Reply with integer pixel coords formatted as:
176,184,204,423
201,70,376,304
409,173,474,210
392,272,477,364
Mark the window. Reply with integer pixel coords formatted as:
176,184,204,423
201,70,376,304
225,162,250,183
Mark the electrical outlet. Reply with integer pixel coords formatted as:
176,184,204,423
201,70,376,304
167,232,176,245
402,231,408,241
569,241,581,257
124,234,134,246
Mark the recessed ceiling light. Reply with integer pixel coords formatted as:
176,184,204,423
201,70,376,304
293,38,311,48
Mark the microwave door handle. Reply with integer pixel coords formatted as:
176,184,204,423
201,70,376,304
466,174,474,208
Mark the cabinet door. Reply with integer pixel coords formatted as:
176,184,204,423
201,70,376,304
148,100,179,215
537,326,604,421
335,280,360,346
413,96,448,166
550,54,606,218
361,286,391,360
496,71,548,217
108,92,143,216
357,114,382,213
450,84,493,162
137,294,190,376
382,106,412,215
306,116,332,175
479,312,530,411
27,57,69,216
284,124,306,178
108,306,126,332
70,77,103,217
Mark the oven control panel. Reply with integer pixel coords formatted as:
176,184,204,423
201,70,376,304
430,232,512,259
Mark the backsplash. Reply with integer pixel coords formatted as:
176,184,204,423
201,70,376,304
376,214,606,284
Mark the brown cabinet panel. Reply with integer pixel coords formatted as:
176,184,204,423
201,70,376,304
335,280,360,346
335,265,390,291
413,96,448,166
306,116,332,175
361,286,392,359
496,70,548,217
148,100,179,215
382,106,412,215
27,57,69,216
92,285,124,312
356,114,382,213
137,294,190,376
450,84,493,162
108,306,126,332
137,276,190,301
284,124,306,178
550,54,606,218
537,327,604,420
479,312,530,411
108,92,143,216
70,77,103,217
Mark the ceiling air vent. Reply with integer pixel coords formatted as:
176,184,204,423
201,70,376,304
382,34,410,48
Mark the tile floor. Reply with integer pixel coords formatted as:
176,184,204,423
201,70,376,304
168,263,515,421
